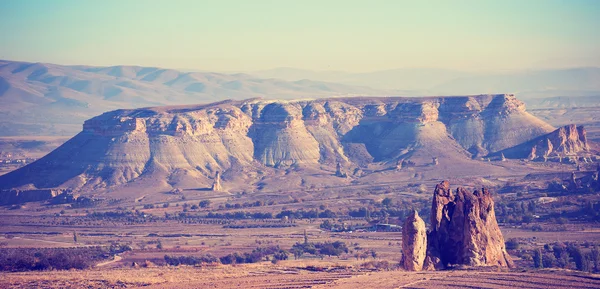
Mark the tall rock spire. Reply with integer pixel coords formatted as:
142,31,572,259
402,210,427,271
211,171,222,191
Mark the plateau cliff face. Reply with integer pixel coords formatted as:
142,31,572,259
0,94,555,195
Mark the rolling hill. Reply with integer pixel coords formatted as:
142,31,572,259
0,60,389,136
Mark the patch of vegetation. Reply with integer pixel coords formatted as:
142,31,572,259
291,241,349,259
0,246,129,272
223,223,296,229
517,242,600,273
164,245,288,266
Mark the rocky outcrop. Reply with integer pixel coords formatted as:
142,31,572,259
0,95,556,196
496,124,590,160
402,210,427,271
335,162,347,178
211,171,222,191
402,181,514,271
424,181,514,269
0,189,68,205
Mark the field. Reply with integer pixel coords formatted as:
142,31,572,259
2,263,600,288
2,205,600,288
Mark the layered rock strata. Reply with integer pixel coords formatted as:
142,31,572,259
0,94,555,195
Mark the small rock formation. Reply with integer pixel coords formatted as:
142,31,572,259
402,181,514,271
496,124,590,161
570,172,580,189
395,159,403,170
528,147,537,161
211,171,222,191
432,157,439,166
335,162,347,178
401,210,427,271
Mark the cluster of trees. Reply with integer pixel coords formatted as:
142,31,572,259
497,196,600,224
206,211,273,219
220,246,288,264
493,200,538,224
0,246,126,272
223,223,296,229
222,200,273,209
347,206,428,220
290,241,349,259
86,210,158,223
164,254,219,266
530,242,600,272
164,245,289,266
569,201,600,222
319,220,365,232
275,209,337,219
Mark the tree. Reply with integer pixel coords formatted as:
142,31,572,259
291,247,304,260
543,253,556,268
553,244,569,268
370,249,377,259
505,239,519,250
73,232,78,244
533,248,543,268
273,250,288,261
381,197,393,207
569,245,591,272
591,246,600,273
156,240,163,250
304,230,308,245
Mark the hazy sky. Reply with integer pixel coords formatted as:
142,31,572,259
1,0,599,72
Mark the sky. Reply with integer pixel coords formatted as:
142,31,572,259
0,0,599,72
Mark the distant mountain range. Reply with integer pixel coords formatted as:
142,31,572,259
250,67,600,100
0,60,391,136
1,59,599,136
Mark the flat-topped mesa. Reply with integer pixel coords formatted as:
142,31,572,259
83,105,253,137
0,95,557,197
424,181,514,269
